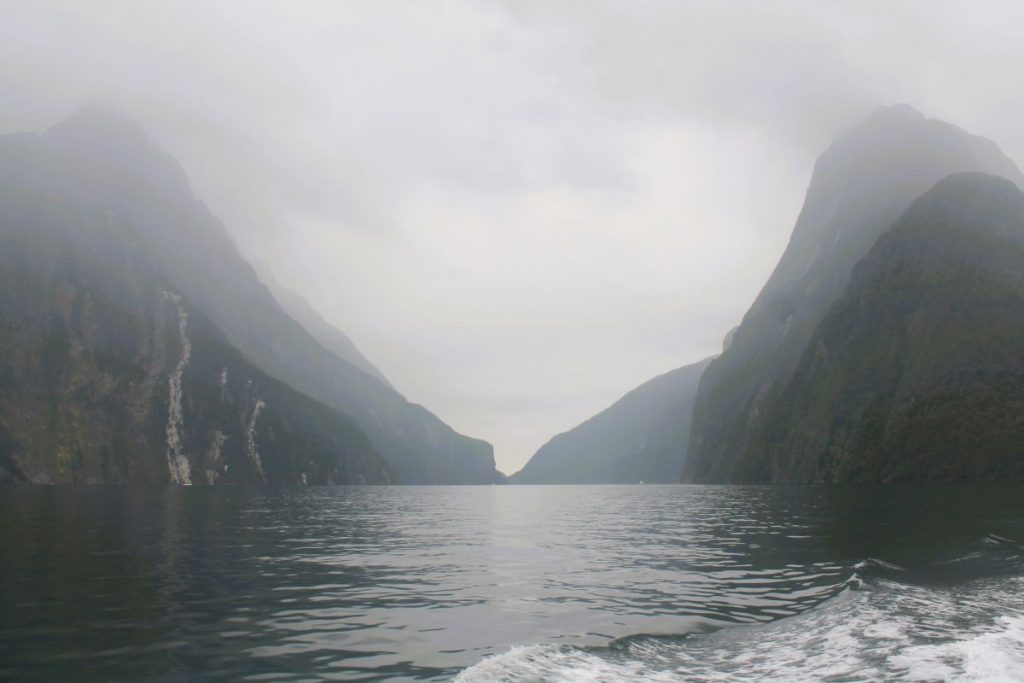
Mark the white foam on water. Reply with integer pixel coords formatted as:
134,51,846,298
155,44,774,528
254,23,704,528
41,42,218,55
454,645,676,683
456,577,1024,682
890,615,1024,682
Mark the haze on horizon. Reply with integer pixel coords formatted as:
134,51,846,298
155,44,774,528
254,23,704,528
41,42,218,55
3,0,1024,474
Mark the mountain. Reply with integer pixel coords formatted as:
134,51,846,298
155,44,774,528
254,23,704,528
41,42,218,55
683,104,1024,483
0,132,390,484
736,173,1024,482
511,356,714,484
253,263,393,390
0,106,504,484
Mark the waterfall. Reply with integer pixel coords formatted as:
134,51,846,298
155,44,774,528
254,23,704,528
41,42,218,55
164,291,193,485
219,367,228,402
205,430,228,485
246,399,267,483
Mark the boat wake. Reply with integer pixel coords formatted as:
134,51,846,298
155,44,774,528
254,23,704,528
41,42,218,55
456,535,1024,682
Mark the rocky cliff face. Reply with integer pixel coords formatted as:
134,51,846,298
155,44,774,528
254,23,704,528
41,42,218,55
511,357,714,484
0,137,390,483
736,174,1024,482
683,105,1024,483
0,107,504,484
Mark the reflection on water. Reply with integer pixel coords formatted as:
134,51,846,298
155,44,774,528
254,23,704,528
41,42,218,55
0,485,1022,680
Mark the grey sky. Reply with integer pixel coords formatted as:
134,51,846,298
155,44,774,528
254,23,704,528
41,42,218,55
3,1,1023,473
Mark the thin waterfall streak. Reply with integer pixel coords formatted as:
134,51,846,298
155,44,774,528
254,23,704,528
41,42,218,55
246,399,266,483
164,291,192,485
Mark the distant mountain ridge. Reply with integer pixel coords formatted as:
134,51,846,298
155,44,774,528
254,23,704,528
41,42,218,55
0,106,504,484
511,355,714,484
683,104,1024,483
736,173,1024,481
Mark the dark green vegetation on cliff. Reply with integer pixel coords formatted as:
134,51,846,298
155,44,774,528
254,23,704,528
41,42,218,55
684,105,1024,483
0,108,502,484
512,357,714,484
736,174,1024,482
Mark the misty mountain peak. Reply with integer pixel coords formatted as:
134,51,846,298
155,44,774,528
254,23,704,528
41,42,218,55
776,105,1023,292
45,104,151,148
891,171,1024,238
925,169,1022,199
684,107,1024,483
865,102,925,124
42,104,194,204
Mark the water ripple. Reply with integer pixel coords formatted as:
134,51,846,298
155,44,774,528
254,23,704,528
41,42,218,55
1,484,1022,680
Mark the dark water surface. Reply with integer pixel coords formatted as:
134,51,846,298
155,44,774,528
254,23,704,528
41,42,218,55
1,485,1023,681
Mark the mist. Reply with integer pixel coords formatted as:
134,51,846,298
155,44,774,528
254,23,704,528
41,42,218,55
4,0,1024,473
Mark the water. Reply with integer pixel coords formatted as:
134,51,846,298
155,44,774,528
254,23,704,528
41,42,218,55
1,485,1022,681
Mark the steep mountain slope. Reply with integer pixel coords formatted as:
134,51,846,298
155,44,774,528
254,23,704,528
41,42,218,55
4,107,503,484
511,356,714,484
0,131,390,484
737,173,1024,482
684,104,1024,483
254,264,393,390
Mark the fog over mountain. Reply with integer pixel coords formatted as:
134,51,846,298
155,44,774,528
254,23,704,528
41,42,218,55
683,105,1024,483
5,1,1024,472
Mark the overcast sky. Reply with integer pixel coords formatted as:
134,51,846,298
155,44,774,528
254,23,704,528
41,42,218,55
3,1,1024,473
